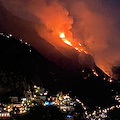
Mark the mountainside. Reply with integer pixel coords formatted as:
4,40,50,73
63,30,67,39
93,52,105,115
0,1,79,70
0,33,119,109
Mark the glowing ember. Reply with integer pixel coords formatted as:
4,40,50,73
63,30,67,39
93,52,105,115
59,33,65,38
75,47,79,50
79,43,82,46
84,51,88,54
109,78,113,83
62,39,72,46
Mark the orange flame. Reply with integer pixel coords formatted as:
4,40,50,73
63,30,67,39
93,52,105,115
62,39,72,46
59,33,65,38
59,33,72,46
59,32,87,54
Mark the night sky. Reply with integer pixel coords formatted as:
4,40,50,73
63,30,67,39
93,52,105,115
0,0,120,78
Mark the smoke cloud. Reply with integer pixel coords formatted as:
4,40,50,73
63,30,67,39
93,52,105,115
1,0,120,78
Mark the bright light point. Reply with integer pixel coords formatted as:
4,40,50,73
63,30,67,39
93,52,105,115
62,39,72,46
59,33,65,38
0,33,3,35
75,47,78,50
9,34,12,37
84,51,88,54
67,115,71,118
109,78,113,83
79,43,82,46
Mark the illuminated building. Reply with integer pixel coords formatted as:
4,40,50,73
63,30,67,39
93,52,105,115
0,112,10,118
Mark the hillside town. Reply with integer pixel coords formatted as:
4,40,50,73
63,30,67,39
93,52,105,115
0,83,119,120
0,33,120,120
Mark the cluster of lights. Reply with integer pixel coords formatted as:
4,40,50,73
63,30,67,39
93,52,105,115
91,68,114,83
0,83,119,119
0,33,12,38
46,93,75,113
85,108,107,120
20,99,28,114
115,95,120,102
0,32,32,53
76,97,120,120
92,69,99,77
86,104,120,120
76,98,87,111
0,113,10,118
1,85,47,117
48,94,71,106
103,77,114,83
33,85,48,96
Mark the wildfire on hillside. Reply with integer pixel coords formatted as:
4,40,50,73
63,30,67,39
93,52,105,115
1,0,116,80
59,32,87,54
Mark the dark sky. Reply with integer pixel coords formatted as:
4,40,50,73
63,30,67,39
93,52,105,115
0,0,120,77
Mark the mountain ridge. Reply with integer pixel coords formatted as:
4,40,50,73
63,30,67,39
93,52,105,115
0,33,117,109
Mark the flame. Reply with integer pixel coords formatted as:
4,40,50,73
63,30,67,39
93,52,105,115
59,32,87,54
59,33,65,38
59,33,111,78
75,47,79,50
62,39,72,46
79,43,82,46
59,33,72,46
109,78,113,83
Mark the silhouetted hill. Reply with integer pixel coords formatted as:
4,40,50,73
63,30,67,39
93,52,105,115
0,33,118,109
